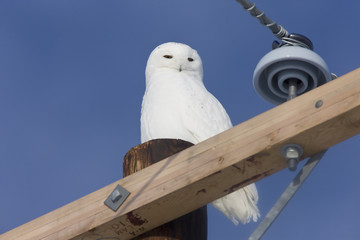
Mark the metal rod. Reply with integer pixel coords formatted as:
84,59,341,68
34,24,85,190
249,150,327,240
287,79,298,100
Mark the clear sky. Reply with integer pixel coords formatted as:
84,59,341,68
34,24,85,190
1,1,359,239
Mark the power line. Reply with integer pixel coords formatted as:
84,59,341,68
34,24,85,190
236,0,288,40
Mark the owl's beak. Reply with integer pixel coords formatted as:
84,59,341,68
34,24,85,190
179,65,182,72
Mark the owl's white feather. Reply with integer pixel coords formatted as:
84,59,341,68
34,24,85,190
141,42,260,224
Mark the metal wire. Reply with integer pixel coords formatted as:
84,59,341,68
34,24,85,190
236,0,289,40
281,36,312,49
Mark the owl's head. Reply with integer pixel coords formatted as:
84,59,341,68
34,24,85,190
145,42,203,81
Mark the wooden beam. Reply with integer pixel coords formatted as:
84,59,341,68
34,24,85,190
2,68,360,240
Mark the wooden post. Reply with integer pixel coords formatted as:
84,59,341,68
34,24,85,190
123,139,207,240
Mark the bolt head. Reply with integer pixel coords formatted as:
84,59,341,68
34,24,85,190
110,189,122,203
315,100,323,108
284,147,300,159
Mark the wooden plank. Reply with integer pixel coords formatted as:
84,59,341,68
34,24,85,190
1,68,360,240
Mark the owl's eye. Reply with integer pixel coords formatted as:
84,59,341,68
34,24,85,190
188,57,194,62
163,55,173,59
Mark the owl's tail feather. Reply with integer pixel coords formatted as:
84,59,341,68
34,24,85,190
211,183,260,225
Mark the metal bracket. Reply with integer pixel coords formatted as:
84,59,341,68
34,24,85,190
249,149,327,240
104,184,130,212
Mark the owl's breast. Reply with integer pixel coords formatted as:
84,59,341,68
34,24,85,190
141,72,232,144
141,73,203,143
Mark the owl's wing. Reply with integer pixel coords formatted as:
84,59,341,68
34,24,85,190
181,86,260,224
181,86,233,143
212,183,260,225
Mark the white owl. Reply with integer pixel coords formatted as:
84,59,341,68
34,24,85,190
141,42,260,225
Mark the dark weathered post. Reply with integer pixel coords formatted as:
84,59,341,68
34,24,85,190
123,139,207,240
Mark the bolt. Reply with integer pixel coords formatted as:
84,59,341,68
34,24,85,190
281,144,304,171
284,147,300,159
287,79,298,101
286,158,298,171
110,189,122,203
284,147,300,171
315,100,323,108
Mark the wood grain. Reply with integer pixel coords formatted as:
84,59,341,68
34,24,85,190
123,139,207,240
1,68,360,240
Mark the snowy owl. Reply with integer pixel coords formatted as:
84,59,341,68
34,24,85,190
141,42,260,225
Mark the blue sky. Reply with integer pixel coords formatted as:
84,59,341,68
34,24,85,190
1,1,359,239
